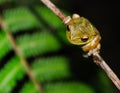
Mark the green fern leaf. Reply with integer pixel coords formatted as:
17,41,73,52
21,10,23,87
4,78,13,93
0,56,25,93
45,82,95,93
17,31,61,57
0,0,14,5
0,31,12,60
35,6,63,28
32,56,70,81
20,82,95,93
3,7,40,32
35,6,70,44
20,82,38,93
0,56,69,93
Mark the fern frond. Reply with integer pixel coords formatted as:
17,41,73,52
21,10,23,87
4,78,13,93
35,6,70,44
3,7,40,32
0,56,25,93
0,0,14,5
20,82,38,93
32,56,70,81
0,31,12,60
0,56,69,93
45,82,95,93
20,82,95,93
35,6,63,28
17,31,61,57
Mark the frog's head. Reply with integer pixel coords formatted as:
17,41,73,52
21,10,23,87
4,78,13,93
66,14,101,52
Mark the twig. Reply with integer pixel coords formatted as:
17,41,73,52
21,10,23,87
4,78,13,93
40,0,120,91
40,0,66,20
0,16,44,93
40,0,71,24
92,51,120,90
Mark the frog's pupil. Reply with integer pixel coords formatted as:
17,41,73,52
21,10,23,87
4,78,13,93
81,37,89,42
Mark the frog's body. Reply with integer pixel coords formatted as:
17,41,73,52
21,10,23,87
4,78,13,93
66,14,101,52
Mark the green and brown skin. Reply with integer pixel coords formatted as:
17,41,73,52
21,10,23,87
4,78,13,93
66,14,101,52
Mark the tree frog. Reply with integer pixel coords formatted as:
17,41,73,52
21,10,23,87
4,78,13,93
65,14,101,52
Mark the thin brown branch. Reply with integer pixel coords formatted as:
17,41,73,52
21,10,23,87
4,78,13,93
40,0,120,91
40,0,66,20
0,16,44,93
40,0,71,24
92,53,120,90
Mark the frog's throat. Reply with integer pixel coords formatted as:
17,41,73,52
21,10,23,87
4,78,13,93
82,35,101,52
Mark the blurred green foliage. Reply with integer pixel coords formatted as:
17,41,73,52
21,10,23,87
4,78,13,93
0,0,117,93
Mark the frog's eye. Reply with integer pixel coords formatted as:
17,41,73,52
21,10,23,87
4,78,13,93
81,37,89,42
66,25,70,31
81,34,89,42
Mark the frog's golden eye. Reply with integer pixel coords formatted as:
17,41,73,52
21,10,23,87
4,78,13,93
81,34,89,42
81,37,89,42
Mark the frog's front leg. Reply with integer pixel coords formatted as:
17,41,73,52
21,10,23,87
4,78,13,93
83,43,101,59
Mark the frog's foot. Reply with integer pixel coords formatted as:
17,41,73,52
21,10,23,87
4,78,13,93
83,44,101,64
87,44,101,56
89,44,101,64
